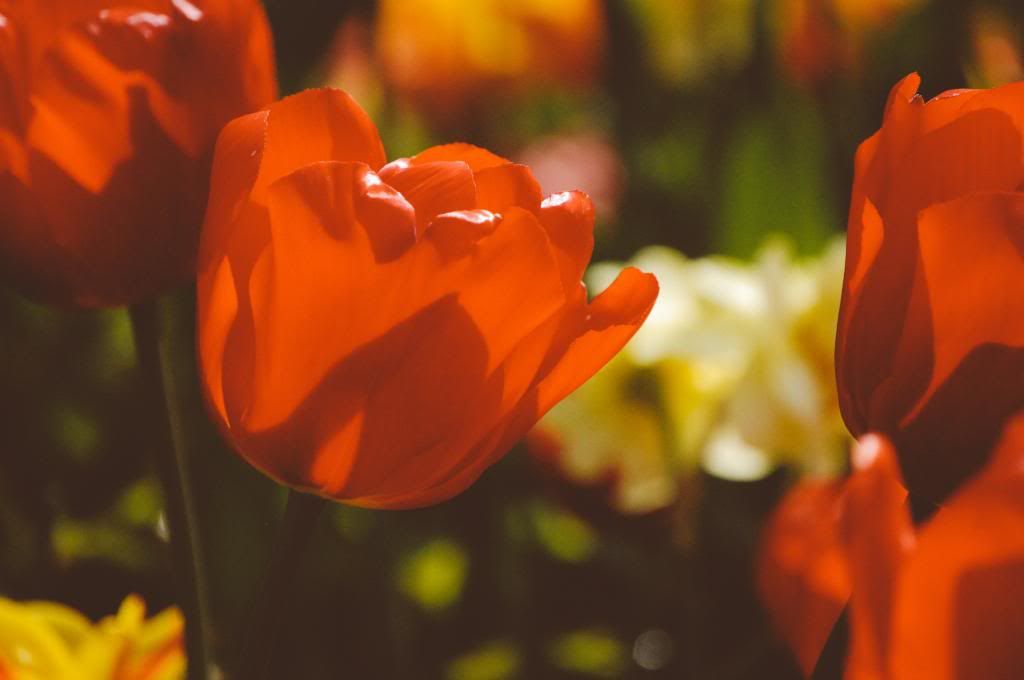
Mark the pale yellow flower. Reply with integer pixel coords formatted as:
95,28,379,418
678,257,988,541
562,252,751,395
535,238,850,513
0,595,183,680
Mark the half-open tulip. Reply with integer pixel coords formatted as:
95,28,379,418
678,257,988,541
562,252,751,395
836,74,1024,504
196,89,658,509
759,415,1024,678
0,0,277,307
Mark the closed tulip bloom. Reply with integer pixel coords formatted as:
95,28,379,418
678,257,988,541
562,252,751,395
0,0,277,307
759,416,1024,678
196,89,659,509
837,74,1024,504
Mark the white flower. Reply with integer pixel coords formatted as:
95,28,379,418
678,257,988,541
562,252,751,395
534,237,850,513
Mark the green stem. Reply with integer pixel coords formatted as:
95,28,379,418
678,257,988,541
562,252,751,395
237,490,327,680
129,299,210,680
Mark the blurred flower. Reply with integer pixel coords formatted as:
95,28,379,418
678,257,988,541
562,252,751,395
625,0,756,85
838,74,1024,505
321,16,382,118
756,476,849,676
775,0,848,86
0,0,277,307
759,414,1024,678
374,0,604,122
197,89,658,509
0,594,183,679
517,131,624,222
547,629,626,678
532,238,848,514
967,9,1023,88
775,0,924,86
446,640,520,680
397,538,469,612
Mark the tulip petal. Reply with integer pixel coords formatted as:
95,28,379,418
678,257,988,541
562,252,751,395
196,110,268,273
351,304,570,507
8,1,164,71
247,161,419,430
378,159,476,228
336,208,566,499
352,166,418,261
889,192,1024,503
0,9,27,145
837,74,1024,470
29,20,144,193
843,435,914,680
889,415,1024,680
539,190,596,297
197,110,271,427
473,163,543,214
861,74,985,210
255,88,386,196
535,267,659,410
0,0,277,306
380,266,658,508
243,168,565,497
15,64,203,305
425,209,502,259
410,142,510,171
32,1,277,188
958,82,1024,158
913,192,1024,407
200,255,239,425
836,196,885,437
756,480,851,677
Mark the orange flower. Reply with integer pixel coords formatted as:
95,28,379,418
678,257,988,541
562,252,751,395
196,89,658,509
374,0,604,122
759,416,1024,678
0,0,277,307
836,74,1024,504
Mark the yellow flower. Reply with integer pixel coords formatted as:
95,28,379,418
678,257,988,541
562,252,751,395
0,596,183,680
375,0,604,119
534,238,850,513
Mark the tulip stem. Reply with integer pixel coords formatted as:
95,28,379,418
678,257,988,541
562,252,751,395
129,299,211,680
237,490,328,680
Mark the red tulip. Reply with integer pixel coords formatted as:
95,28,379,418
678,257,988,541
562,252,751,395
196,89,658,509
837,74,1024,504
759,414,1024,678
0,0,277,307
757,477,851,676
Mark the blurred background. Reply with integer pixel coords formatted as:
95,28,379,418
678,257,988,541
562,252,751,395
1,0,1022,678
